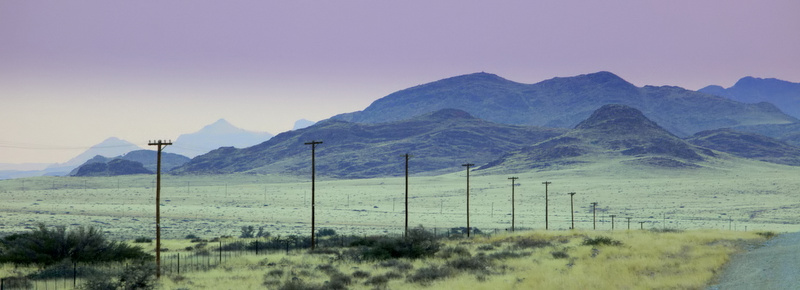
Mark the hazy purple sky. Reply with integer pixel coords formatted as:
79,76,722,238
1,1,798,164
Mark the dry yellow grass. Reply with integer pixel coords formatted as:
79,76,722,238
152,229,764,290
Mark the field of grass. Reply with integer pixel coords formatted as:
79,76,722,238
1,156,798,241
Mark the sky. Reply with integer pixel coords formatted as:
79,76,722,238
1,1,799,165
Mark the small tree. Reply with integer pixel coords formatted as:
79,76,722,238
240,226,255,238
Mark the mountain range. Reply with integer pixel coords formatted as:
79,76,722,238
171,109,566,178
332,72,796,137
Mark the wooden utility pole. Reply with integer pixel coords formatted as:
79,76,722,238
148,139,172,279
626,217,632,230
542,181,552,230
639,221,646,230
568,192,576,229
304,140,323,250
591,202,599,230
462,163,475,237
508,177,519,231
610,214,617,231
404,154,412,238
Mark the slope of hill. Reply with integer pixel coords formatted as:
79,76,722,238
699,76,800,118
687,129,800,166
165,119,273,158
481,104,716,172
331,72,796,137
171,109,566,178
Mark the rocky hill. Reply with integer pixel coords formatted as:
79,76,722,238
481,104,716,171
72,159,152,177
171,109,566,178
332,72,796,137
70,150,190,176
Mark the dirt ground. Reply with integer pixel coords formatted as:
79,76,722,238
708,231,800,289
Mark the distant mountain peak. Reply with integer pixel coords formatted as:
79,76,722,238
198,119,242,134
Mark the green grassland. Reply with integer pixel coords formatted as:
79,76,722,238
1,155,798,240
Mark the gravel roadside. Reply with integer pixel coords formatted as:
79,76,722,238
708,232,800,290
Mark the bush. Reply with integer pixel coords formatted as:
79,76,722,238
348,226,440,261
0,223,151,267
437,246,471,259
755,231,777,239
488,250,531,260
185,234,199,240
317,228,337,237
378,259,413,271
406,265,453,285
134,237,152,243
515,237,552,249
551,250,570,259
80,261,157,290
240,226,255,238
582,236,623,246
446,255,492,272
352,270,371,278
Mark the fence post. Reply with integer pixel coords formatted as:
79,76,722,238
73,262,77,287
177,253,180,275
219,240,222,265
2,278,5,290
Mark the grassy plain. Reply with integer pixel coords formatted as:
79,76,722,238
1,157,798,240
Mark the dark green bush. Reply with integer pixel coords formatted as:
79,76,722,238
582,236,623,246
317,228,337,237
134,237,152,243
378,259,413,271
0,223,151,267
551,250,570,259
348,226,440,261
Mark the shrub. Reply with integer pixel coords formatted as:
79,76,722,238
446,255,492,272
378,259,413,271
650,228,683,233
352,270,371,278
515,237,552,249
240,226,255,238
488,250,531,260
317,228,337,237
0,223,151,267
256,227,271,238
755,231,777,239
348,226,440,261
582,236,623,246
437,245,471,259
80,260,157,290
406,265,453,285
551,250,570,259
134,237,152,243
185,234,199,240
